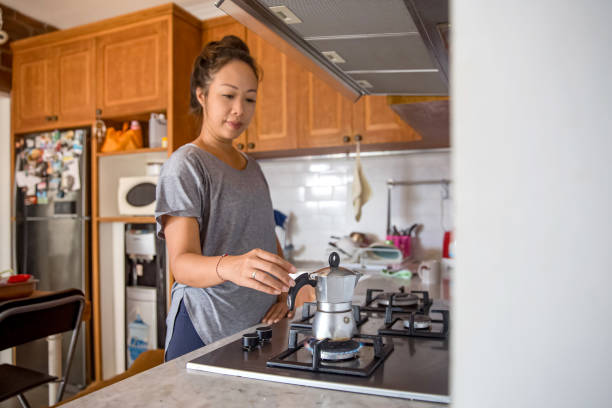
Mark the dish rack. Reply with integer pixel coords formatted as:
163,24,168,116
326,246,403,270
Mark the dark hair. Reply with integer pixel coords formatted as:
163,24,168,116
189,35,261,118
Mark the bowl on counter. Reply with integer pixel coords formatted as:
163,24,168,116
0,277,38,300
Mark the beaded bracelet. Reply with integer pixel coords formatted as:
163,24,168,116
216,253,228,281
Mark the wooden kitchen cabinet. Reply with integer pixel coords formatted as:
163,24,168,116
12,47,55,132
297,70,353,148
353,95,421,144
202,15,246,43
95,20,169,118
297,80,419,148
12,38,95,133
55,39,96,125
245,30,299,152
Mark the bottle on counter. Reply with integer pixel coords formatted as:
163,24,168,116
148,113,167,148
127,313,149,367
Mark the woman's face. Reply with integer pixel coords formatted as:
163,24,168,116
197,59,258,143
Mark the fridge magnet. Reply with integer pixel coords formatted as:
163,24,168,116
61,172,75,192
25,138,34,148
64,159,81,191
27,148,42,163
15,171,27,188
75,129,85,143
52,130,61,142
48,177,60,191
63,130,74,141
52,159,63,173
42,149,53,161
35,161,46,177
24,195,37,206
73,143,83,156
36,189,48,205
35,135,44,148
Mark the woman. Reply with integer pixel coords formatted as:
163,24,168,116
155,35,296,361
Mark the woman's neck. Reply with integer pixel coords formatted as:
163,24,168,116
193,128,246,170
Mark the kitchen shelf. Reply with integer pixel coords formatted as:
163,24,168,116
97,216,155,223
96,147,168,157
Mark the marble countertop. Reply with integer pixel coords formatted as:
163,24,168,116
64,270,449,408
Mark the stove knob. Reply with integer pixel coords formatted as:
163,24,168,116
256,326,272,343
242,332,259,351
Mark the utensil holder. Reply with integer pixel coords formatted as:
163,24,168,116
386,235,410,258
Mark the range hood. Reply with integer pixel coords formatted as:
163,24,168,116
214,0,449,102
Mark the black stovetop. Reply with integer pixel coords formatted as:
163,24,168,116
187,296,450,403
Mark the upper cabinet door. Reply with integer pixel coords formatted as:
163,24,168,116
298,71,352,148
353,95,421,144
246,31,298,152
12,47,55,133
55,38,96,126
96,20,168,117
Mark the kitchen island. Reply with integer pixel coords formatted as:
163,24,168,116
62,269,449,408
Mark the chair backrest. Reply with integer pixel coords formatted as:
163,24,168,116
0,289,85,351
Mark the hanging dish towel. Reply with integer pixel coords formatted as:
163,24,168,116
351,141,372,221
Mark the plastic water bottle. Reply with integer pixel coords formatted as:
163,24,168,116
127,314,149,367
148,113,167,148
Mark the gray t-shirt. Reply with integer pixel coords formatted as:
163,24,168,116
155,143,277,349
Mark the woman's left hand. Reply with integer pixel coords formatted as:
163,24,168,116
262,294,294,324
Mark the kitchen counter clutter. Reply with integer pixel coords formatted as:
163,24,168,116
61,268,450,407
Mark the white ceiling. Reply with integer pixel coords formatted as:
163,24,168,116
1,0,225,29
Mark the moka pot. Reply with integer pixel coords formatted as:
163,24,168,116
287,252,362,341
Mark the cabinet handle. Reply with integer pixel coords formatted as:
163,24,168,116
247,142,255,149
52,115,59,121
342,135,351,143
96,109,102,117
237,143,245,150
45,116,53,122
354,134,363,142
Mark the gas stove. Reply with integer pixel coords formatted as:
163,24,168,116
187,288,450,403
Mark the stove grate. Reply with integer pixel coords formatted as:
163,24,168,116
378,307,450,339
362,287,433,314
266,324,393,377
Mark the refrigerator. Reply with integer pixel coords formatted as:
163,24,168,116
12,128,91,390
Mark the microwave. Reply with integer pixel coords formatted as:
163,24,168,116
118,176,158,216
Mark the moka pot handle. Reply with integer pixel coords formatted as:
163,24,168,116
287,273,316,311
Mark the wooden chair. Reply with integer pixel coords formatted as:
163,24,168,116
0,289,85,407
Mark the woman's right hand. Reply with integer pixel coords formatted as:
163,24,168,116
218,249,296,295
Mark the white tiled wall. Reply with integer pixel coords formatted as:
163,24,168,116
258,149,453,262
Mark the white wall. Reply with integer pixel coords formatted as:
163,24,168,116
0,93,12,365
258,149,452,262
0,94,10,271
452,1,612,407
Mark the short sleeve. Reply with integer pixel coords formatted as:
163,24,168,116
155,151,207,239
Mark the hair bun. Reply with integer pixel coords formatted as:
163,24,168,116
218,35,250,54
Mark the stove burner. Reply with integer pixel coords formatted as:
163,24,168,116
403,314,432,329
377,292,419,307
267,325,394,377
362,288,433,314
305,338,361,361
